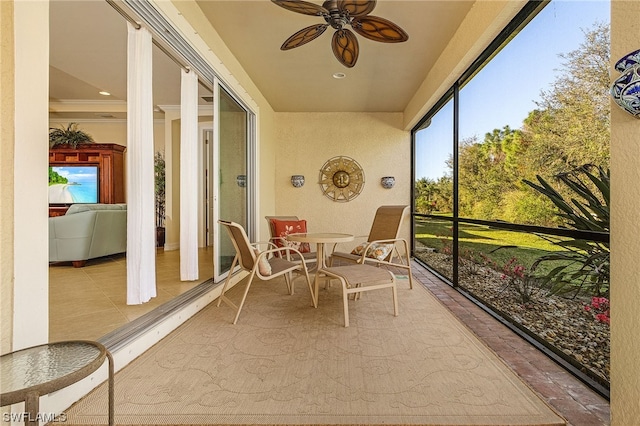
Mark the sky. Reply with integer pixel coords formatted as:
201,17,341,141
415,0,610,181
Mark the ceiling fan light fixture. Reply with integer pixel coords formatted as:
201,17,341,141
272,0,408,68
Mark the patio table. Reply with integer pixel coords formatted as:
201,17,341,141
287,232,354,302
0,340,114,426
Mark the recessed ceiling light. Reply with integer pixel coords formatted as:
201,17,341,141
99,91,111,96
333,72,346,79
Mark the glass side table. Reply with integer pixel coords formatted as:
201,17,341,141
1,340,113,426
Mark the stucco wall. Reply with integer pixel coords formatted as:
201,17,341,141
12,0,49,350
0,0,15,355
610,0,640,423
273,112,411,243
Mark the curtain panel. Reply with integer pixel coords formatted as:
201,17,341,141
126,22,157,304
180,69,199,281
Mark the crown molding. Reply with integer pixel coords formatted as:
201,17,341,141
49,99,128,113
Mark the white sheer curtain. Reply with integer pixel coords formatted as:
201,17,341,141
126,22,157,304
180,69,199,280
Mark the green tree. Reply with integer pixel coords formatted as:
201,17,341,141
433,176,453,214
521,22,610,178
418,23,610,226
415,177,436,214
458,126,524,219
415,176,453,214
456,23,610,225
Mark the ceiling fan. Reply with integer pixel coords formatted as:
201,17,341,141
272,0,409,68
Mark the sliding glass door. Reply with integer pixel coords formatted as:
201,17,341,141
213,84,252,280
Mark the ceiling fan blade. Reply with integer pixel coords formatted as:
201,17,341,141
281,24,328,50
338,0,376,17
271,0,328,16
351,15,409,43
331,28,359,68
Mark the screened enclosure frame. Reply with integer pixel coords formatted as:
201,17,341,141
410,0,610,399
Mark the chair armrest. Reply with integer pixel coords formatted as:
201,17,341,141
363,238,411,265
261,245,304,256
259,246,306,263
329,234,368,254
367,238,406,246
251,241,278,259
268,236,317,255
353,238,410,264
251,241,278,250
269,236,288,245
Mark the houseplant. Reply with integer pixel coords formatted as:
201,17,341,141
154,151,166,248
49,123,95,148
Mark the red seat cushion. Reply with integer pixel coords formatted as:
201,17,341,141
270,219,311,253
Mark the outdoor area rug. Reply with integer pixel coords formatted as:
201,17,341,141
63,276,565,425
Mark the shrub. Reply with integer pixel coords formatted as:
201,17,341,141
523,164,610,298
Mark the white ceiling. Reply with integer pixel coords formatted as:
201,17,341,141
49,0,475,116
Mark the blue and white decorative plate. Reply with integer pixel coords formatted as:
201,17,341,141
611,50,640,118
615,49,640,72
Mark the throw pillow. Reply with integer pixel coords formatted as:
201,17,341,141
253,248,272,276
351,242,394,261
270,219,311,253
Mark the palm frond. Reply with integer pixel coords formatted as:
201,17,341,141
49,123,94,148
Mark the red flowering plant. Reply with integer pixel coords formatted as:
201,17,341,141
459,248,498,276
584,296,610,325
497,257,540,306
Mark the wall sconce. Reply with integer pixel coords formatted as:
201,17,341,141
381,176,395,189
291,175,305,188
236,175,246,188
611,48,640,118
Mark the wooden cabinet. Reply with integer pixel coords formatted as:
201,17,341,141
49,143,126,216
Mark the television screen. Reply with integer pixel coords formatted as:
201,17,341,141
49,165,99,204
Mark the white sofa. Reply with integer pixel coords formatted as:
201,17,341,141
49,204,127,267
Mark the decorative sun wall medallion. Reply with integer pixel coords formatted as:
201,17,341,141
318,156,365,202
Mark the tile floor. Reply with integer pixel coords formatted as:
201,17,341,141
48,247,213,342
48,254,610,425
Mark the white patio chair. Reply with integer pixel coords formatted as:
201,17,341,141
329,205,414,289
217,220,317,325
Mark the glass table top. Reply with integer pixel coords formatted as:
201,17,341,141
1,341,104,396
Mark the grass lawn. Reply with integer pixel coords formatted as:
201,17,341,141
415,218,573,275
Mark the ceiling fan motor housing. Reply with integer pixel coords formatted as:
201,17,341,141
322,1,350,29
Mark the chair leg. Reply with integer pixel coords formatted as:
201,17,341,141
352,283,362,300
300,264,317,308
391,279,399,317
284,272,293,295
232,270,258,325
407,270,414,290
217,255,238,308
400,240,414,289
340,278,350,327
